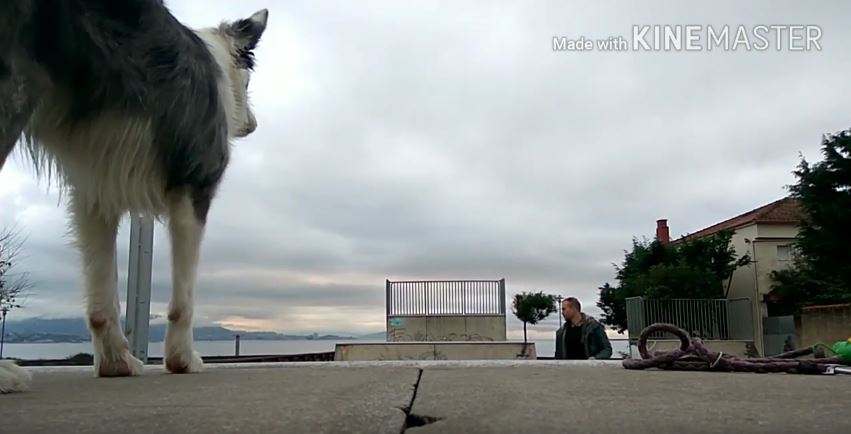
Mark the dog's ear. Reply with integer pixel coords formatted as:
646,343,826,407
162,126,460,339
228,9,268,69
231,9,268,52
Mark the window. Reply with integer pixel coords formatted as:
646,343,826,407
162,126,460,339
777,244,792,261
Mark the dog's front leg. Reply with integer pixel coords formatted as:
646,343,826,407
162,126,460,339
70,195,144,377
163,193,205,373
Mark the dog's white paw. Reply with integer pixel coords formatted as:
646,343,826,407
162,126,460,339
95,350,145,378
0,360,32,394
165,348,204,374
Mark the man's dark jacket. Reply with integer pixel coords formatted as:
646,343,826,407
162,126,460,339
554,313,613,359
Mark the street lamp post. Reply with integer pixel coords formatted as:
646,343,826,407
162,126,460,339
0,306,8,359
557,295,563,329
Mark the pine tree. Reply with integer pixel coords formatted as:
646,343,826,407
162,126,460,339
770,129,851,313
596,230,749,332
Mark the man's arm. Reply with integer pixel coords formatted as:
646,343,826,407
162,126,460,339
591,326,612,359
554,328,563,359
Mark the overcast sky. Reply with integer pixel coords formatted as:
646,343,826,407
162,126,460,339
2,0,850,339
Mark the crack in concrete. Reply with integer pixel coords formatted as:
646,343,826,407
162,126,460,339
400,368,442,432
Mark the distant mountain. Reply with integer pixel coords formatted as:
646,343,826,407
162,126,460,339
358,331,386,340
2,317,358,343
4,331,90,344
5,317,89,336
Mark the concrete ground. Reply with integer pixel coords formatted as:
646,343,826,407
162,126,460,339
1,360,850,433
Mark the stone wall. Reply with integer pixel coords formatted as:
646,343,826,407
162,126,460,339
335,342,536,361
387,315,506,342
797,303,851,348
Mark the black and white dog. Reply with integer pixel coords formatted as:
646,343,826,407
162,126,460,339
0,0,268,393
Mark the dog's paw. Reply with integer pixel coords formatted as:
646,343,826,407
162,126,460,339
0,360,32,394
165,349,204,374
95,350,145,378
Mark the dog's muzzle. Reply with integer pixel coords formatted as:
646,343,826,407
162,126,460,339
236,117,257,138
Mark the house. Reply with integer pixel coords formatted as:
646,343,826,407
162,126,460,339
655,196,806,355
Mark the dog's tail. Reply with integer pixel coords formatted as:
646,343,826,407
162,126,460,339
0,72,36,172
0,0,37,172
0,359,32,394
0,0,31,47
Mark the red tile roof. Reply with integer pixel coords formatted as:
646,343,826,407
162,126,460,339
671,197,806,244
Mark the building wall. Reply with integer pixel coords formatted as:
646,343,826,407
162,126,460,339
710,223,798,303
726,224,759,301
753,224,799,302
756,224,799,239
722,223,798,355
752,240,794,296
722,225,764,354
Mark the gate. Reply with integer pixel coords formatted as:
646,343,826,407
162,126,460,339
385,279,507,341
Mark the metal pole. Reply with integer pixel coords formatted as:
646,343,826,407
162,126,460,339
557,295,563,329
234,334,240,356
125,214,154,363
0,308,7,359
385,279,391,342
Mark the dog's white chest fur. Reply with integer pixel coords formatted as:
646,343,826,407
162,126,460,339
28,102,168,217
0,4,269,394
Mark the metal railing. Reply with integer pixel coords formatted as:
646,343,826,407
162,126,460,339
626,296,754,341
386,279,506,317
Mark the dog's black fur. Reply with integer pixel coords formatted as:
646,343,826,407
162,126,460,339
0,0,264,221
0,0,268,387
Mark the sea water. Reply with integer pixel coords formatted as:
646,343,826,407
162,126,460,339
1,339,630,360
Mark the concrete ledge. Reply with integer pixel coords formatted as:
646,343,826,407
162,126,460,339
18,359,621,374
334,341,536,361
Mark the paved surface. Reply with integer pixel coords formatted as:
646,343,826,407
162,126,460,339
0,364,416,434
1,361,850,433
408,364,851,433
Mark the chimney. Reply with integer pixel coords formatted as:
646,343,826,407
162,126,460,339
656,219,670,244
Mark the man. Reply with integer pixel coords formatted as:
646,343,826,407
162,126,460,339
555,297,612,360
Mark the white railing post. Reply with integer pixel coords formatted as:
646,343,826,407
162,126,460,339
125,214,154,363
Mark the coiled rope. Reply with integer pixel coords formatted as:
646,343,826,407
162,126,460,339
622,323,848,374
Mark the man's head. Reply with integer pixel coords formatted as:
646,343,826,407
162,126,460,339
561,297,582,323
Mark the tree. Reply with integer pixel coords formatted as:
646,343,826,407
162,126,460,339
769,129,851,314
511,291,557,343
596,229,750,333
1,226,33,358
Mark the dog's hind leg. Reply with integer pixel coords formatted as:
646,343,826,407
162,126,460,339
70,194,144,377
163,193,205,373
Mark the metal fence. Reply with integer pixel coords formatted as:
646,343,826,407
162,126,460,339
625,296,754,341
386,279,506,317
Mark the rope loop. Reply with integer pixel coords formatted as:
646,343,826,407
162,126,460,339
623,323,846,374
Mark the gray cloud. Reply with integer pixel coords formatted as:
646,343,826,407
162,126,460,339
2,0,850,337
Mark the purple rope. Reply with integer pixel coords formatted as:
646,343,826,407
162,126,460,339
622,323,846,374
